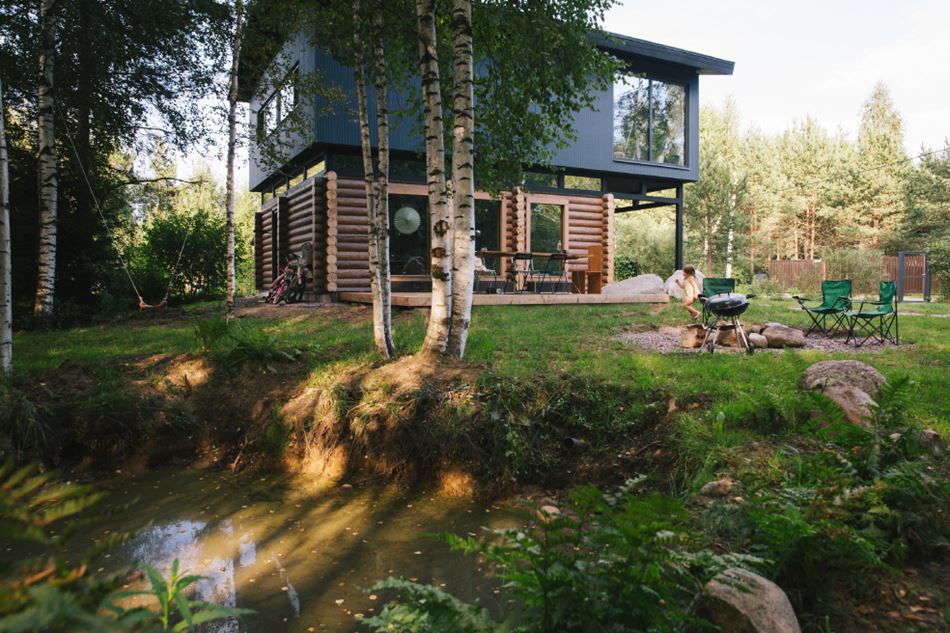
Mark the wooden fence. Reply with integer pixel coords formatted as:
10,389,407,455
768,254,930,296
767,260,827,289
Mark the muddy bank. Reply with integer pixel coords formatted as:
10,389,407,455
9,347,671,497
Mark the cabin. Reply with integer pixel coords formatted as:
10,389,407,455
241,28,734,303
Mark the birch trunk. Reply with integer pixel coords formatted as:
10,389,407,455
704,214,712,274
352,0,388,358
225,0,245,320
34,0,58,318
371,10,395,356
446,0,475,358
416,0,452,354
724,192,735,278
0,80,13,374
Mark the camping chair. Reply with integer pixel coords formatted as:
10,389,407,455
536,251,569,293
793,279,852,337
845,281,898,347
700,277,736,328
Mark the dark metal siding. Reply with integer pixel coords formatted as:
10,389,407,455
250,41,705,191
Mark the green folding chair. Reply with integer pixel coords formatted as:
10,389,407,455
700,277,735,327
793,279,852,337
845,281,898,347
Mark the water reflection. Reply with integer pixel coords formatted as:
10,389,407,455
102,469,517,632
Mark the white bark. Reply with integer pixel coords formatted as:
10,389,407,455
0,80,13,374
446,0,475,358
225,0,245,320
353,0,391,358
417,0,452,354
34,0,58,318
371,10,395,356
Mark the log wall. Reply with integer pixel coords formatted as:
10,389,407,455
255,173,616,294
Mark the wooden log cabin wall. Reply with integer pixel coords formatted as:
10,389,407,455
254,171,616,296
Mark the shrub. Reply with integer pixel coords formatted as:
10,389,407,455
822,247,888,295
366,479,760,633
613,256,641,281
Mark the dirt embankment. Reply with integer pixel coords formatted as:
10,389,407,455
13,345,672,497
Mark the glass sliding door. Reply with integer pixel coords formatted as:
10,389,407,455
530,203,564,272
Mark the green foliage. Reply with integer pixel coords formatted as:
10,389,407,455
192,315,299,373
612,255,641,281
0,463,251,631
821,247,888,295
363,578,498,633
613,209,675,277
370,480,759,633
704,378,950,616
107,560,252,632
134,208,236,304
0,380,47,453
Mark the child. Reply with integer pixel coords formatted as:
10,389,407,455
675,265,701,320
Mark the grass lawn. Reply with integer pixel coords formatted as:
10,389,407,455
13,297,950,431
8,297,950,632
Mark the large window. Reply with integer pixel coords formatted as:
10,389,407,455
530,203,564,270
613,74,686,166
390,195,429,275
257,65,299,140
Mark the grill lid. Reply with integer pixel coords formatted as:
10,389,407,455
706,293,749,314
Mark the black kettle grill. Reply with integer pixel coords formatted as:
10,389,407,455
700,292,753,353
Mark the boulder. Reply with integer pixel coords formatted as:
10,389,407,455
717,329,741,347
802,360,886,426
603,273,666,296
665,269,706,299
700,477,735,497
802,360,885,396
761,324,805,348
696,568,802,633
918,429,944,455
680,324,706,349
748,333,769,349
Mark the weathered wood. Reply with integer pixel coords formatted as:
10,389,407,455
326,171,338,291
603,193,614,283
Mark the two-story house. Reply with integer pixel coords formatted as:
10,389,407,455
242,27,733,300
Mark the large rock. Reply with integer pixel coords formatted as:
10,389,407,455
802,360,886,426
696,568,802,633
802,360,886,395
603,273,666,296
717,328,740,347
680,324,706,348
761,323,805,348
748,333,769,349
665,269,706,299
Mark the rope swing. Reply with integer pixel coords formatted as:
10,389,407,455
56,104,191,309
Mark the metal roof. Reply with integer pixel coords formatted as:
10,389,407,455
596,32,735,76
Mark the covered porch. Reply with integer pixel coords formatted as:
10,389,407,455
339,291,669,307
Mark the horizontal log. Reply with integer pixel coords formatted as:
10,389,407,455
570,226,602,236
569,219,603,229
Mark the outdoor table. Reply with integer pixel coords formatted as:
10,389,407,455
476,250,584,293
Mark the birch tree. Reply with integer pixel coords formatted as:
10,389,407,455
446,0,475,358
416,0,453,355
225,0,245,320
371,10,395,356
0,80,12,374
33,0,58,318
352,0,394,358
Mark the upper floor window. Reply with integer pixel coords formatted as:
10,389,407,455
257,65,299,140
613,73,686,166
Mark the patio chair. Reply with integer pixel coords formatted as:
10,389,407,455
699,277,735,328
474,256,500,294
845,281,898,347
793,279,852,337
505,252,536,293
536,251,569,293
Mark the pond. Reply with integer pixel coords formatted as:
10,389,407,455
83,468,519,632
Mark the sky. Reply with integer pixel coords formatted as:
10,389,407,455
604,0,950,153
186,0,950,187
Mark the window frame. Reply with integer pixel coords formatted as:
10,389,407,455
256,63,300,142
